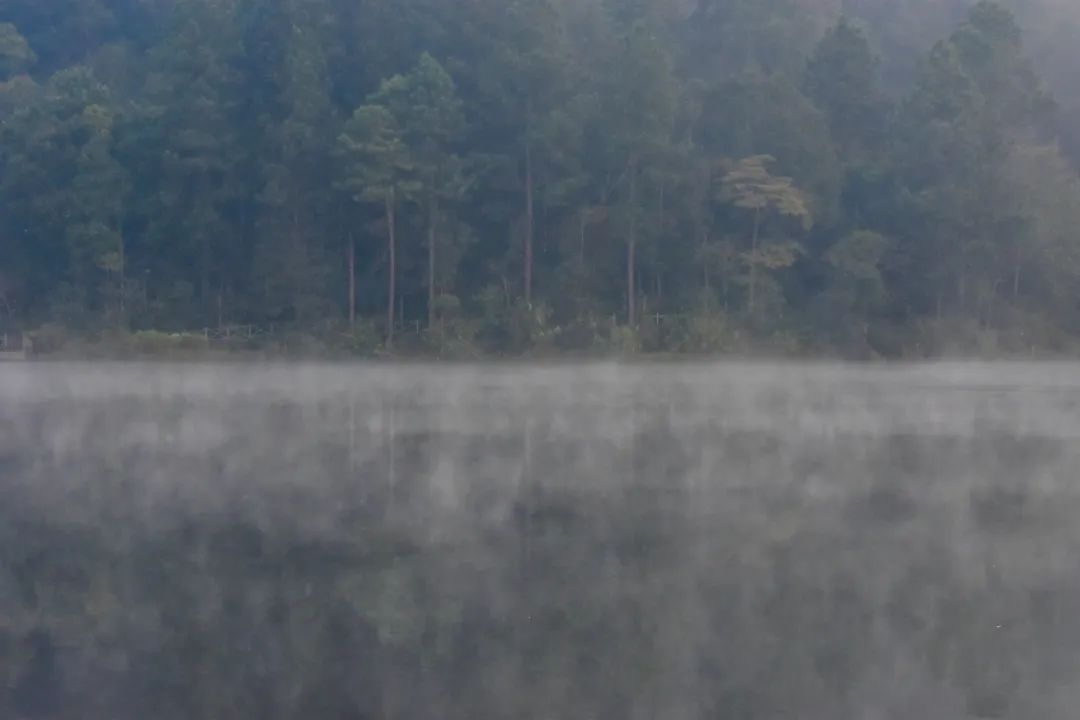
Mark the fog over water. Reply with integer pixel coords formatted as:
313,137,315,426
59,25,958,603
3,362,1080,719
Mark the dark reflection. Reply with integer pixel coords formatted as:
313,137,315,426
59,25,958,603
2,362,1080,719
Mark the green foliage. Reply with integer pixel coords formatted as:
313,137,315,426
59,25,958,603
721,155,812,222
804,18,889,160
0,22,34,78
673,308,738,355
826,230,891,300
312,319,383,356
130,329,210,355
608,324,642,355
474,286,552,354
26,322,71,354
339,105,414,206
0,0,1079,356
720,155,812,319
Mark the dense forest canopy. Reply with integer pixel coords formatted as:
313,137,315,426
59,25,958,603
2,0,1080,356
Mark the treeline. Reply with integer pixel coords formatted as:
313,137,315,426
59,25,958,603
2,0,1080,356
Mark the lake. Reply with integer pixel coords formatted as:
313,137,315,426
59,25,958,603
2,362,1080,719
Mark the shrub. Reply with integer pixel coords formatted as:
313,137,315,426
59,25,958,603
677,312,737,355
608,325,640,355
26,323,70,355
331,320,381,356
130,330,209,356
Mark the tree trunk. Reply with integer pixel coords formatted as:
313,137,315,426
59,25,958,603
655,184,664,306
702,230,711,292
958,240,969,319
200,231,210,322
118,231,126,317
428,197,437,330
386,190,396,348
347,234,356,330
579,209,587,267
627,165,638,327
524,135,535,306
748,205,761,315
1013,243,1022,299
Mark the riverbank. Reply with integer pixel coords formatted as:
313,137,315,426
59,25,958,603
9,313,1080,363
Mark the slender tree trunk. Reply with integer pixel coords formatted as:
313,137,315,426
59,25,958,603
658,181,665,235
524,135,535,306
748,205,761,315
347,234,356,330
428,197,437,330
627,164,638,327
722,252,730,311
986,279,1000,328
936,233,945,320
579,209,588,267
1013,244,1022,299
386,189,396,348
958,265,967,318
118,232,126,317
200,232,210,321
702,230,711,292
656,184,665,307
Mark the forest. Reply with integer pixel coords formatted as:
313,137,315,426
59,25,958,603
3,0,1080,357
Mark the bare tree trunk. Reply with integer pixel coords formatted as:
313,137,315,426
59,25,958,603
428,197,437,330
655,184,664,306
347,234,356,330
986,278,1000,328
524,135,535,306
627,165,638,327
1013,244,1022,299
702,230,711,292
936,234,946,321
200,232,210,322
958,266,967,318
579,209,587,267
658,181,665,236
748,205,761,315
386,190,396,348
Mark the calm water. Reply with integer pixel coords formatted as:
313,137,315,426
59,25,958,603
2,362,1080,719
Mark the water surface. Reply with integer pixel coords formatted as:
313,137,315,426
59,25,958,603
2,362,1079,719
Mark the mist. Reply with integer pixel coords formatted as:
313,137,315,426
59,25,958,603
3,362,1080,719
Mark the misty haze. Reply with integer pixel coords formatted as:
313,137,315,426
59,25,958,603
4,362,1080,719
7,0,1080,717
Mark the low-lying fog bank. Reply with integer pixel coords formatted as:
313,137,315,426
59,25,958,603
2,362,1079,719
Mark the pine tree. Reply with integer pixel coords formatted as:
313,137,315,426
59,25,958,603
338,99,418,347
384,54,466,329
720,155,811,317
804,17,888,161
603,22,676,326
